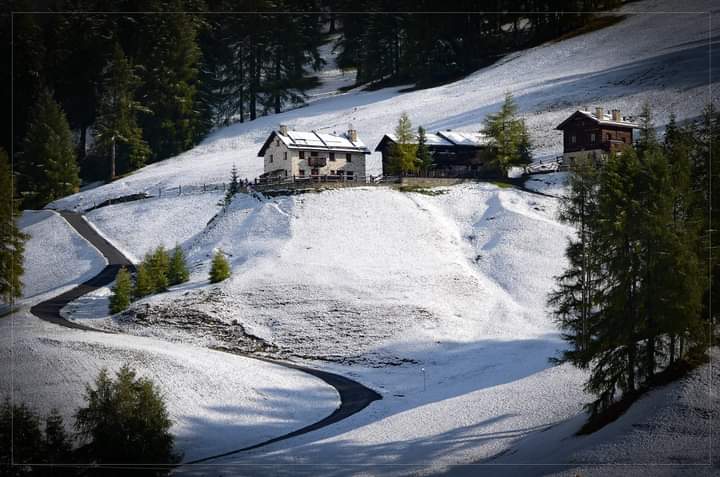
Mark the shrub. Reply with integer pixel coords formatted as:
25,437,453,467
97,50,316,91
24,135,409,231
74,366,179,474
209,250,230,283
109,267,132,314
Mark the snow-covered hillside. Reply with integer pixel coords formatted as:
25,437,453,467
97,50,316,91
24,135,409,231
52,0,718,211
17,0,717,473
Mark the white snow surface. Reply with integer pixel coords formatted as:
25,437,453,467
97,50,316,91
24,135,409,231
17,210,106,301
0,311,339,463
50,0,719,212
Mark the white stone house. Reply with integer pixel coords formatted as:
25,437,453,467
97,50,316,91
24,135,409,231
257,126,371,180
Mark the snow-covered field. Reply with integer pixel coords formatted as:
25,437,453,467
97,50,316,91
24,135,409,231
17,210,106,301
0,312,339,463
12,0,718,473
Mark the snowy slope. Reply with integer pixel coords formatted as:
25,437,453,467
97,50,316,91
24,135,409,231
0,311,339,463
51,0,718,211
17,210,106,301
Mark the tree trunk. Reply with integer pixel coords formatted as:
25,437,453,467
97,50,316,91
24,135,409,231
669,334,676,366
110,138,116,179
274,51,281,114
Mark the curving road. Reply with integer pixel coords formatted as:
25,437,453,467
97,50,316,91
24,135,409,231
30,210,381,463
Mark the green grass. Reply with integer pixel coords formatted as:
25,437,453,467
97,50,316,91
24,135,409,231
397,185,447,196
490,181,513,189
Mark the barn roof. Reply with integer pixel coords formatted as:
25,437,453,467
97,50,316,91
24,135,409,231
374,130,490,151
258,129,371,156
556,110,640,130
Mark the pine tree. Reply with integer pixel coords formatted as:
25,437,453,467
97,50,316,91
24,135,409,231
21,89,80,207
168,246,189,285
209,250,231,283
482,92,533,175
133,262,153,299
388,113,417,175
0,148,26,303
75,366,179,469
147,246,170,292
109,267,132,314
95,43,150,179
416,126,432,175
136,9,202,161
44,409,72,465
548,157,601,368
225,164,241,205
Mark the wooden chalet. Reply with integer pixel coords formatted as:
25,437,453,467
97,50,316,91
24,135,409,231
374,130,495,177
556,108,639,164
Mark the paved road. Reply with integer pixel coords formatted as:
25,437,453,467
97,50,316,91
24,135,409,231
29,209,381,463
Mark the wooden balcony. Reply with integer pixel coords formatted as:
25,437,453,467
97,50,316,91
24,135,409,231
308,157,327,167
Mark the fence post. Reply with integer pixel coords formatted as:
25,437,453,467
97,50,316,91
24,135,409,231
159,187,162,198
203,184,206,192
179,185,182,195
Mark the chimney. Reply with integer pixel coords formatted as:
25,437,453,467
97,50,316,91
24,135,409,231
611,109,621,121
279,124,288,136
347,128,358,143
595,107,604,120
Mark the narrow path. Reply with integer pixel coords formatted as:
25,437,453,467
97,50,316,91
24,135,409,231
29,210,382,463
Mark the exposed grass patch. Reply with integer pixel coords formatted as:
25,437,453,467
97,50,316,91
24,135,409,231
397,185,447,196
490,181,513,189
550,15,627,44
578,350,710,435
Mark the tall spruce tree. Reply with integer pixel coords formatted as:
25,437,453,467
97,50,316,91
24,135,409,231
95,43,150,179
21,89,80,208
548,157,601,367
0,148,26,303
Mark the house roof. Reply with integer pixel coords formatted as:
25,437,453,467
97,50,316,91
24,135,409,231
258,129,371,156
374,130,491,152
556,110,640,130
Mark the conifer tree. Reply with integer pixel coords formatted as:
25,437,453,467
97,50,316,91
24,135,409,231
225,164,241,205
548,157,601,367
109,267,133,314
75,365,179,469
0,148,26,303
133,262,153,299
168,246,190,285
95,43,150,179
21,89,80,207
388,113,417,175
209,249,231,283
147,246,170,292
416,126,432,175
482,92,533,175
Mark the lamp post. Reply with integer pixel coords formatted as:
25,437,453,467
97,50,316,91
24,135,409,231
421,367,426,392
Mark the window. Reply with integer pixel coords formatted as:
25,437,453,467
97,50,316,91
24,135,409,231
284,152,288,160
346,171,354,180
346,153,352,162
311,151,318,157
570,135,576,144
299,151,305,159
275,139,280,147
269,154,273,163
330,170,336,175
299,169,305,177
606,133,611,141
330,152,335,161
590,133,596,143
